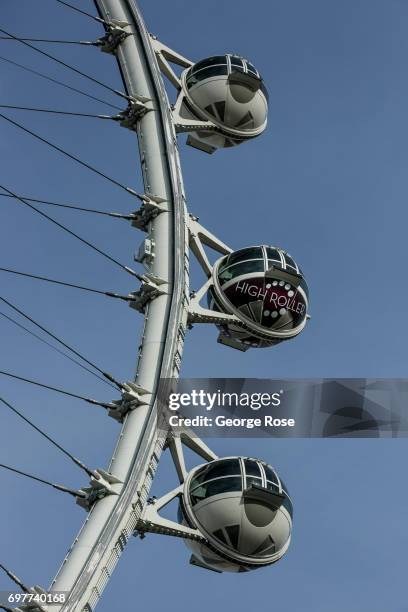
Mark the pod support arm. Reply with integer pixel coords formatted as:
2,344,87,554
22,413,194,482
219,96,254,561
187,215,240,324
136,429,217,540
150,36,193,89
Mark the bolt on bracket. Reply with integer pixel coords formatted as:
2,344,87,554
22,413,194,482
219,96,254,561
108,381,151,422
128,274,168,314
130,193,167,231
95,20,131,54
76,468,122,511
112,96,153,131
137,485,205,542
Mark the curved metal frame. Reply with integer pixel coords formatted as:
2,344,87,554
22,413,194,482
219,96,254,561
49,1,191,609
17,1,294,607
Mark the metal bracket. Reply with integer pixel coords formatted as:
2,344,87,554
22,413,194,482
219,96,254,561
165,430,217,483
128,274,168,314
76,468,122,511
136,485,205,542
150,35,193,89
171,91,217,134
112,96,153,131
108,381,150,423
188,277,239,325
130,193,167,231
188,214,232,277
95,20,131,54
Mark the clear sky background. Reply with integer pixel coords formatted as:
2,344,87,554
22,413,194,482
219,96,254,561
0,1,407,611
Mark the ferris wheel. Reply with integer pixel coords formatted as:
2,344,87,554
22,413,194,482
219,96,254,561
0,2,310,610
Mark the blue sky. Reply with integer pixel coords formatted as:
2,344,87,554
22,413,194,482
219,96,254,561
0,1,407,610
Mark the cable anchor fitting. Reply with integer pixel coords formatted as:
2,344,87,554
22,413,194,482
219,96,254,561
76,468,122,511
130,194,167,231
112,96,153,131
107,381,150,422
8,586,50,612
94,20,131,54
128,274,168,314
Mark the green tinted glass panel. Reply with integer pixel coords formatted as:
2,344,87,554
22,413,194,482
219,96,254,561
247,63,260,77
191,56,227,74
263,465,279,484
244,459,261,477
266,481,280,493
190,459,241,489
191,477,243,505
219,259,264,283
246,476,263,489
225,247,263,267
266,248,282,262
187,65,228,88
284,254,297,270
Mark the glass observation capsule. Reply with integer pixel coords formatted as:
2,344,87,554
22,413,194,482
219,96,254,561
180,457,293,573
208,245,309,350
180,54,268,152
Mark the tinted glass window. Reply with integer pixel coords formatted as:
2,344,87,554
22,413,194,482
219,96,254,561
266,248,282,262
247,63,260,77
230,56,243,68
263,465,279,484
191,459,241,488
191,56,227,74
225,247,263,267
225,524,240,548
186,65,228,88
267,260,284,272
284,255,297,270
191,477,242,505
244,459,261,477
219,259,264,283
213,529,228,545
251,535,276,556
279,478,290,497
266,481,280,493
246,476,263,489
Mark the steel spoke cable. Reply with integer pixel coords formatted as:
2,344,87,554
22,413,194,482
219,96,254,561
0,310,116,390
0,192,134,220
0,27,128,101
0,116,144,201
0,564,48,612
53,0,107,25
0,464,85,498
0,370,116,409
0,36,95,45
0,296,124,390
0,184,142,279
0,103,115,120
0,267,134,302
0,563,30,594
0,396,96,478
0,55,122,111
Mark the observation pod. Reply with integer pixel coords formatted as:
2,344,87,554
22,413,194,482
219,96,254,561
180,457,293,573
209,245,310,350
179,54,268,153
